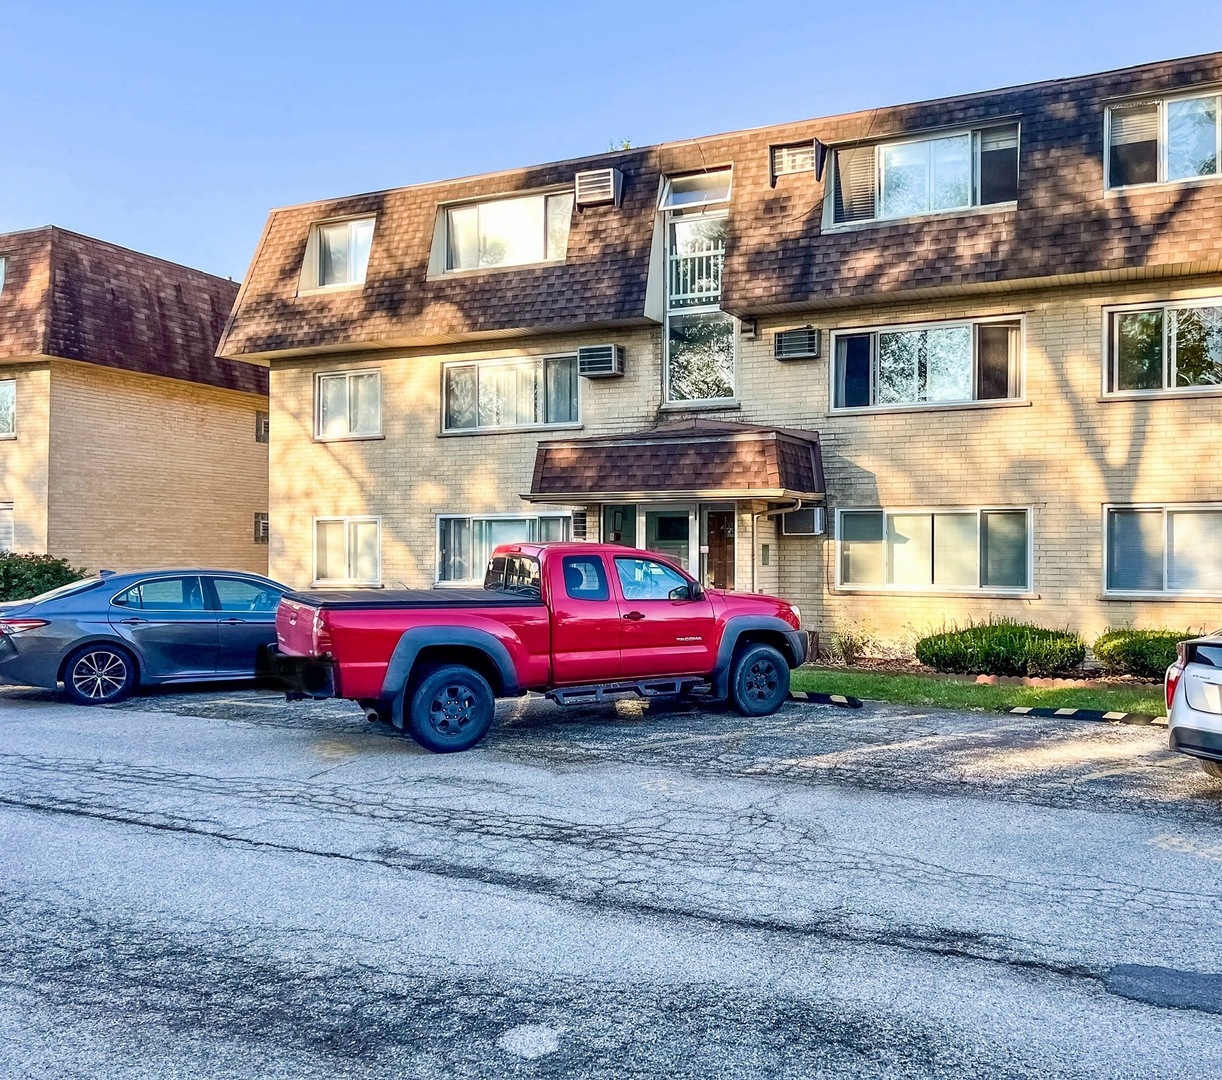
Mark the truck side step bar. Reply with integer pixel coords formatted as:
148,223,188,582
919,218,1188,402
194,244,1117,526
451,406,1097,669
546,677,708,706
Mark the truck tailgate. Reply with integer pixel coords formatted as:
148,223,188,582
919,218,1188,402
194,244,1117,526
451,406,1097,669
275,596,320,656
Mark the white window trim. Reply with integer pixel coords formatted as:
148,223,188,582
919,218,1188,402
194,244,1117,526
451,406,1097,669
1101,296,1222,397
0,378,14,439
311,515,382,588
834,506,1034,595
1104,90,1222,192
434,512,573,586
430,186,575,277
657,167,734,212
439,354,583,435
314,369,382,441
297,214,376,295
828,314,1026,412
823,123,1021,231
1102,503,1222,598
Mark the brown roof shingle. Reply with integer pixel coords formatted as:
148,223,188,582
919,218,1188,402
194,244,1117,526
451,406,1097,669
0,227,265,396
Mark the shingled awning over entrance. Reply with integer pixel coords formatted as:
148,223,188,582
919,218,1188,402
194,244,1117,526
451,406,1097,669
524,418,825,503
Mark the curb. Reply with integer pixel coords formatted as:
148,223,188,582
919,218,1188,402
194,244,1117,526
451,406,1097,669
790,691,863,709
1001,706,1167,726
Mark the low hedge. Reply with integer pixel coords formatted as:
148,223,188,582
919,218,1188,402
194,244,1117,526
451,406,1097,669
0,553,88,602
916,619,1086,677
1093,629,1192,679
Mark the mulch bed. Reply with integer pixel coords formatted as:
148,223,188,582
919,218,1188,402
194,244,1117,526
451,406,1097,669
807,657,1162,691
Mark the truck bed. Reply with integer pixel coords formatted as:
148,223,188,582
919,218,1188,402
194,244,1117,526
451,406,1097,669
282,588,544,610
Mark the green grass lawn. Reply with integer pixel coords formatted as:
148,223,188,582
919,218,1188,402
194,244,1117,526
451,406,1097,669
791,667,1166,716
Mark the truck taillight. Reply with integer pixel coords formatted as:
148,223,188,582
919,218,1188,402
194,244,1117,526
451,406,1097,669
312,609,333,656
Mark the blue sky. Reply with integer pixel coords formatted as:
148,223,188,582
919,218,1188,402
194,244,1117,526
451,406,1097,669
2,1,1219,280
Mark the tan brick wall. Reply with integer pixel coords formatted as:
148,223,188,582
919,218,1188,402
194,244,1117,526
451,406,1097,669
0,362,51,552
47,361,269,575
268,277,1222,645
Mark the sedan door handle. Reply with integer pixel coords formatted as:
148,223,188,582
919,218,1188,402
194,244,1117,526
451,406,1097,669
220,618,246,625
622,611,645,621
118,617,147,626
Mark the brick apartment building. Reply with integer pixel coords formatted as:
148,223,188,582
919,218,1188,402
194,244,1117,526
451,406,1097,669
0,226,270,574
218,52,1222,644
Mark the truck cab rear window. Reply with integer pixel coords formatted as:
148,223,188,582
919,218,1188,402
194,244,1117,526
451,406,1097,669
484,555,541,596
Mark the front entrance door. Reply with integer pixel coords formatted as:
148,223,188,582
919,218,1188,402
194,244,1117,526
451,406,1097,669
645,508,692,566
700,506,736,590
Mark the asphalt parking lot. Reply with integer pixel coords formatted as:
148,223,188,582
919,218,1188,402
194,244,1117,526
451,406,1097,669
2,682,1221,1078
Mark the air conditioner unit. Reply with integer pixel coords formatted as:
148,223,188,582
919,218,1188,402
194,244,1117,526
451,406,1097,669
574,168,624,208
577,344,626,378
571,510,588,540
774,327,821,360
780,506,826,536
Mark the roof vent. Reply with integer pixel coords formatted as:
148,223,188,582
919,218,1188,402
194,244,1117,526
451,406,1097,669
774,327,821,360
575,168,624,208
577,344,626,378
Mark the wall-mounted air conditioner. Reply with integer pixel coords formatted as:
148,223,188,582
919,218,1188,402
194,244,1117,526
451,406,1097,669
773,327,821,360
780,506,826,536
577,344,626,378
574,168,624,208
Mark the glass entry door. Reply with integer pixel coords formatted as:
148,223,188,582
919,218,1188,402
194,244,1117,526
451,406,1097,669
645,508,693,567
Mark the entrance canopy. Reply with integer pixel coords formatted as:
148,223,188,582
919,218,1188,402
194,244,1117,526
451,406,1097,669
523,418,825,503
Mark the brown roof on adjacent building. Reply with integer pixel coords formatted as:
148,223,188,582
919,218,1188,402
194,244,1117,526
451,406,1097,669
221,52,1222,359
0,227,265,395
525,418,825,502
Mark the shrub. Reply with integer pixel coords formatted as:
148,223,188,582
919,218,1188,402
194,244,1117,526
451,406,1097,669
1093,629,1193,680
916,618,1086,677
0,553,89,602
830,621,877,666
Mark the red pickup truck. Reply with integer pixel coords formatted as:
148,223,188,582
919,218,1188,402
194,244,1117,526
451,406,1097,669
271,542,807,752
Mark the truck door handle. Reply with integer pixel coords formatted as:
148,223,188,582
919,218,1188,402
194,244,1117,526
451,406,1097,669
119,617,147,626
623,611,645,621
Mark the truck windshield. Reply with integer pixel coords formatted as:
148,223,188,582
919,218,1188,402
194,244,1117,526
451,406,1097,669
484,555,542,597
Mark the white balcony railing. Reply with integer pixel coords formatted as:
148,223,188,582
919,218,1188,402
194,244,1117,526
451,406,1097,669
668,238,725,306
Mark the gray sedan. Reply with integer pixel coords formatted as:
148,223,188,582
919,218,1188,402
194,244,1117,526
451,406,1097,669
0,569,287,705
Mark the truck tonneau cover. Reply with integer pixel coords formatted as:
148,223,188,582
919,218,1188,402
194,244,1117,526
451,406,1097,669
283,588,545,610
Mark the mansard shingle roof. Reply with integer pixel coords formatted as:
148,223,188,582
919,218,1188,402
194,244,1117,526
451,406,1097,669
219,51,1222,360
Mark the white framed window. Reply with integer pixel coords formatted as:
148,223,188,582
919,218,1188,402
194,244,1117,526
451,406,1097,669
315,370,381,439
301,216,375,290
444,190,574,272
829,123,1019,226
442,354,579,432
1104,298,1222,394
1105,505,1222,596
0,379,14,437
660,169,736,404
831,317,1022,410
1107,93,1221,189
837,507,1031,593
436,513,571,584
0,501,13,552
313,516,380,586
0,256,7,296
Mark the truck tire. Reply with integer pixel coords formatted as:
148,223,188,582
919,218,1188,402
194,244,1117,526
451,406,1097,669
728,643,790,717
407,664,495,753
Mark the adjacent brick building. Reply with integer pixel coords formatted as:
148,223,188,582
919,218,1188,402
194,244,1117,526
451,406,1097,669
0,226,270,574
220,52,1222,644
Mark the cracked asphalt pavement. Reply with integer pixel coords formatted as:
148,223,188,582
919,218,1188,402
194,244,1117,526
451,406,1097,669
2,682,1221,1078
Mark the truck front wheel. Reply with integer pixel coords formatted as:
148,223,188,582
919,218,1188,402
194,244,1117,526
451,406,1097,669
407,664,495,753
728,643,790,717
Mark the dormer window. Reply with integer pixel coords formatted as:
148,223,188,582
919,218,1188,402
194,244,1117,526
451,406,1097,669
443,191,574,272
1107,94,1221,188
300,216,375,292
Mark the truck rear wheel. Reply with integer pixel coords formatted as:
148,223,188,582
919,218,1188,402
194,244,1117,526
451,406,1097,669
729,643,790,717
407,664,495,753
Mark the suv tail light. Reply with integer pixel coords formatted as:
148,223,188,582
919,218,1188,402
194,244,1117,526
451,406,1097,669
1166,642,1187,711
0,618,49,636
312,609,333,657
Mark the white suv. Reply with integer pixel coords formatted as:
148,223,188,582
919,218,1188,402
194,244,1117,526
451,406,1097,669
1166,632,1222,780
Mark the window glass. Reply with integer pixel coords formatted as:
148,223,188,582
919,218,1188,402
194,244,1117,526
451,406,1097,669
835,335,871,408
1114,310,1164,391
666,311,735,401
317,372,380,437
213,578,280,612
349,520,379,582
981,511,1028,589
1107,510,1163,591
1174,306,1222,387
840,511,884,585
615,557,690,601
887,513,932,587
317,218,374,286
602,505,637,546
445,193,572,270
933,513,979,588
668,217,727,309
1167,96,1219,181
439,516,570,582
318,375,348,437
978,125,1019,204
876,325,972,405
832,146,876,223
0,379,14,436
314,519,379,583
444,356,578,431
930,134,972,211
315,520,346,581
562,556,610,602
661,171,732,209
0,257,6,296
1167,511,1222,592
880,141,929,219
349,372,381,435
484,554,541,595
120,577,206,611
0,503,12,552
1109,103,1160,187
976,323,1016,399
